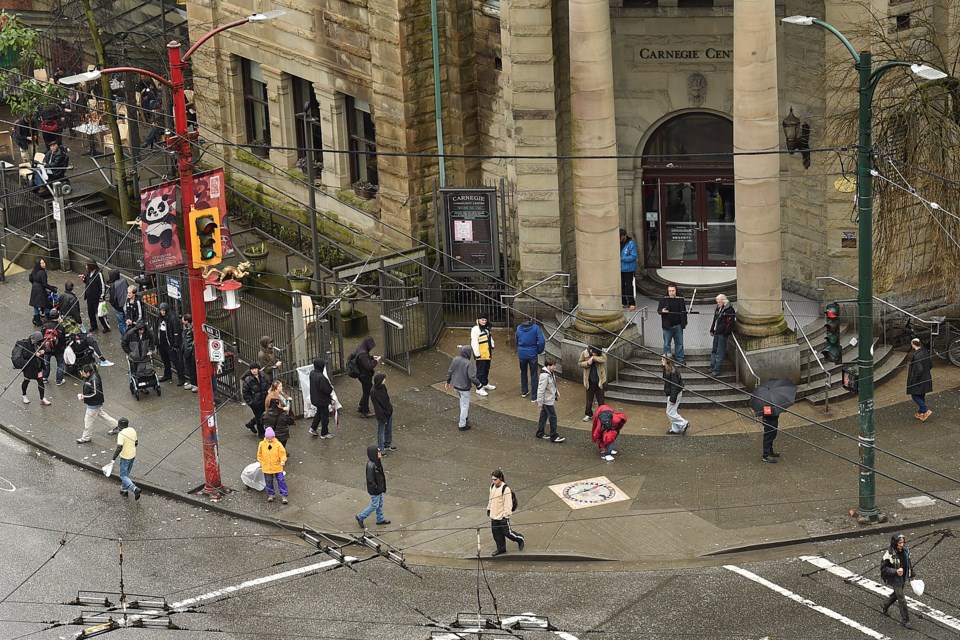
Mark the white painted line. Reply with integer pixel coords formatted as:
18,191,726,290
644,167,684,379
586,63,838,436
801,555,960,632
0,476,15,492
724,564,891,640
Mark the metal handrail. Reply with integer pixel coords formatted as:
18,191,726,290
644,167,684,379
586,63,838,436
783,299,831,412
546,303,579,344
730,334,761,387
500,272,571,304
607,306,647,354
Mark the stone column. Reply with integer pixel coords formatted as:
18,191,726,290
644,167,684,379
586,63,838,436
500,0,565,310
314,85,351,190
570,0,625,334
261,66,296,168
732,0,796,383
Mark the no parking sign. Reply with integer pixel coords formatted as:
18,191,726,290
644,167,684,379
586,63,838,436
208,338,225,362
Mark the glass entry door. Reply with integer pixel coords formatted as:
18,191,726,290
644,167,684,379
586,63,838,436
655,178,736,267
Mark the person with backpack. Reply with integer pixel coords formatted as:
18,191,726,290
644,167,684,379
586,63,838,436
242,363,270,437
14,332,50,406
371,372,396,454
76,364,119,444
80,261,111,333
107,269,129,337
709,293,736,376
40,309,67,386
110,417,141,500
515,318,545,401
352,336,380,418
591,404,627,461
355,444,390,527
487,468,524,556
880,533,916,629
29,258,57,326
38,103,64,146
308,357,335,438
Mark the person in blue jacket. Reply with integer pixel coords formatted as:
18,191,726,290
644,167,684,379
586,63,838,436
515,319,545,401
620,228,638,308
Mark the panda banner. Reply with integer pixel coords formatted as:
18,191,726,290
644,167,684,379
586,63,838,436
140,181,185,272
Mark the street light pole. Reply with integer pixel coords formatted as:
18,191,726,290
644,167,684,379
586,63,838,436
60,11,285,500
782,16,946,523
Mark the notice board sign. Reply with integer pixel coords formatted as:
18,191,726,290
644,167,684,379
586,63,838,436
441,188,500,274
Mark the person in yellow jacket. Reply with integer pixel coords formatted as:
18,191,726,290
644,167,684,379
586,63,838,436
470,315,496,394
257,427,288,504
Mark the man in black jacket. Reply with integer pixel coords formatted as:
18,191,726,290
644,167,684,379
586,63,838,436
907,338,933,421
355,444,390,527
121,322,155,376
81,261,110,333
708,293,736,376
881,533,915,629
242,364,269,436
371,372,395,453
658,284,688,364
123,285,144,330
354,336,380,418
76,364,119,443
155,302,184,385
308,357,335,438
58,281,84,326
32,140,69,189
107,269,129,337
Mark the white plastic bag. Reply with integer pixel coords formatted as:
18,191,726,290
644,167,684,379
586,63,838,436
63,345,76,365
97,301,109,318
910,579,925,596
241,461,265,491
101,460,114,477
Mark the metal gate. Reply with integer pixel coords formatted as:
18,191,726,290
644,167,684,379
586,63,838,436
379,256,444,373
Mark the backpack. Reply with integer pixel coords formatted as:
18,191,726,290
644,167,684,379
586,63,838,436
346,352,361,378
11,338,33,370
42,327,59,352
505,484,518,512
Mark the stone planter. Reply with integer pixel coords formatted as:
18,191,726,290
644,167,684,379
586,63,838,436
352,184,377,200
287,276,312,293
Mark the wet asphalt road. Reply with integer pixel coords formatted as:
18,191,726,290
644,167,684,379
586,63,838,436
1,430,958,640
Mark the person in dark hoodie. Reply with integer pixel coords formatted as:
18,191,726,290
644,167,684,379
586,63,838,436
354,336,380,418
181,314,197,391
880,533,915,629
308,357,335,438
515,318,545,401
242,363,270,436
371,372,395,453
58,281,83,327
444,345,485,431
80,260,110,333
155,302,184,385
355,444,390,527
29,258,56,326
107,269,129,337
257,336,282,382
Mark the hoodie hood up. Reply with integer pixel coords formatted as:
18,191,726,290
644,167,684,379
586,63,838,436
260,336,273,348
313,357,326,371
366,444,380,462
459,345,473,359
360,336,376,353
373,372,386,387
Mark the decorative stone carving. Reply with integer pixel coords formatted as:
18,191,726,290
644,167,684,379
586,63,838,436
687,73,707,107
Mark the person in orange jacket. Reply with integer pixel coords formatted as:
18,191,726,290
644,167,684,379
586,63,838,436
591,404,627,462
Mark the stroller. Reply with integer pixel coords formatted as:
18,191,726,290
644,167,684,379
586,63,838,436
126,340,161,401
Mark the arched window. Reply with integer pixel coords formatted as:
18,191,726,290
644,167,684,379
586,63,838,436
643,113,733,166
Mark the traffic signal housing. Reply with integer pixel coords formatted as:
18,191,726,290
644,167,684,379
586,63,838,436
188,207,222,268
822,302,842,364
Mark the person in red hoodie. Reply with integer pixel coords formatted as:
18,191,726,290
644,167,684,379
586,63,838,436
591,404,627,461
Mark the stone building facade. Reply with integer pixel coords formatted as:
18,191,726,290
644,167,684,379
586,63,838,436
185,0,953,307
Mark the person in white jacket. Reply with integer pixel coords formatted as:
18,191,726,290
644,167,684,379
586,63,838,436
470,315,496,394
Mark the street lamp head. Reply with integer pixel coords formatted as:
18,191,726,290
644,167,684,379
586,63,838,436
781,15,816,26
910,64,948,81
59,70,101,85
248,10,285,21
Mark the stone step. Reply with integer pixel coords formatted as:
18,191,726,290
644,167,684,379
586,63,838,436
607,377,747,395
797,344,896,387
617,367,739,384
801,347,908,405
605,388,752,407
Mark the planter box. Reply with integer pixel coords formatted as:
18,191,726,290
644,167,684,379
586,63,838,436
353,185,377,200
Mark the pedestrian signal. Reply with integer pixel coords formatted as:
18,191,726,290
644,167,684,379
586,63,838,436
188,207,222,268
822,302,842,364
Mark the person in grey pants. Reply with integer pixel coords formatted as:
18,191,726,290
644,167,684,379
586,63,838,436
535,358,565,443
444,345,485,431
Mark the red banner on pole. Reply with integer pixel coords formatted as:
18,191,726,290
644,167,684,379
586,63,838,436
140,181,185,272
193,168,234,256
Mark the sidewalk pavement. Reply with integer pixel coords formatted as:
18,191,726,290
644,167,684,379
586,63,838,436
2,268,960,569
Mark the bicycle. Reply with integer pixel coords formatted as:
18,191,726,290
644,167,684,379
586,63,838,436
894,318,960,366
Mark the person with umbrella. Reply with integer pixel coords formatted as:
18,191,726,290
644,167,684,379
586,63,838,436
749,378,797,464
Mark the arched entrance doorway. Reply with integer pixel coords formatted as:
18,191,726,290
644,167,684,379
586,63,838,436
640,113,735,268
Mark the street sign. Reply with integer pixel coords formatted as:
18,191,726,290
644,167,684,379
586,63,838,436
201,323,221,339
208,338,225,362
166,277,181,300
52,200,62,221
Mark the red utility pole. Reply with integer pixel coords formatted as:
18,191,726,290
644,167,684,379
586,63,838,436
168,41,222,497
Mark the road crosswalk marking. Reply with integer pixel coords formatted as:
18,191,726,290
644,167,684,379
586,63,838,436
724,564,891,640
801,555,960,633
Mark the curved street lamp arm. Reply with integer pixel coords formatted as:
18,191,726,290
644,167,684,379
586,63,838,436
182,18,251,61
867,61,918,96
100,66,174,88
810,18,861,64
